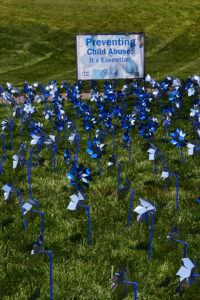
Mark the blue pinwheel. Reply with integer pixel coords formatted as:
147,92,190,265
30,238,53,300
170,128,187,164
21,196,44,240
111,265,137,299
168,89,182,119
69,129,80,159
187,142,200,156
161,166,179,210
86,137,106,176
67,192,91,245
147,143,165,175
134,198,156,260
162,111,172,143
122,130,132,164
165,227,187,258
44,135,60,172
67,163,92,194
176,258,200,295
64,147,77,166
107,154,121,193
43,107,55,133
1,117,15,150
190,105,200,135
12,142,32,196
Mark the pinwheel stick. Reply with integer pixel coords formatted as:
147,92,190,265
21,109,23,137
178,274,200,296
29,147,35,175
127,189,135,228
78,204,91,245
165,122,168,144
71,155,77,168
98,157,101,177
32,210,44,241
12,190,27,229
76,137,80,160
170,174,179,211
173,239,187,258
123,281,137,300
35,142,43,168
10,124,13,151
194,113,198,135
39,250,53,300
0,133,6,162
148,212,154,261
113,127,115,155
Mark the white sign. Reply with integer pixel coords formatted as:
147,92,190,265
76,33,145,80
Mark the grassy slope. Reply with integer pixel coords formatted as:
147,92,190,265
0,0,199,86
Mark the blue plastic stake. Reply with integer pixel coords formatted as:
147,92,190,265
127,190,135,228
148,212,154,260
123,281,137,300
165,122,168,144
98,157,101,177
178,274,200,295
10,124,13,150
113,127,115,155
35,143,41,168
174,239,187,258
12,190,27,229
29,148,35,175
129,139,131,164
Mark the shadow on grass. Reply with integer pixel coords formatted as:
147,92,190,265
28,288,40,300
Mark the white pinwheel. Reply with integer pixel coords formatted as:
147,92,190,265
67,192,84,210
134,198,156,222
176,258,196,287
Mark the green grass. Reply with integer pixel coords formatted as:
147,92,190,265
0,91,200,299
0,0,199,86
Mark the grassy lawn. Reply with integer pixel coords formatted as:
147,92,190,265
0,0,199,86
0,1,200,299
0,85,200,299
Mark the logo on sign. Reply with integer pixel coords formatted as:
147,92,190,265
82,69,90,77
